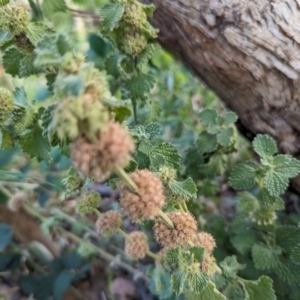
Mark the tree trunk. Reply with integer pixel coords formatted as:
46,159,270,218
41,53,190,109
146,0,300,158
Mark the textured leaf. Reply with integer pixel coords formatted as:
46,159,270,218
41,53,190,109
263,171,289,197
149,267,173,299
197,132,218,154
130,125,149,139
138,140,153,155
145,122,162,139
253,134,277,158
217,127,234,147
150,153,166,171
272,155,300,178
137,43,160,73
275,259,300,285
229,161,259,190
150,143,180,169
100,3,124,32
186,282,226,300
105,53,126,76
0,224,13,251
219,256,244,280
53,270,73,300
230,231,257,255
199,109,217,127
41,0,67,19
0,129,15,149
3,47,40,77
189,246,205,263
171,270,209,295
238,192,259,214
240,276,276,300
164,248,180,266
224,111,238,125
257,189,284,210
26,22,50,45
124,73,155,100
34,34,71,68
19,122,51,162
275,226,300,252
251,244,280,270
291,244,300,265
168,177,197,199
0,0,9,6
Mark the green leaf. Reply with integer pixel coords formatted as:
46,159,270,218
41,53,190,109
0,223,13,251
199,109,217,127
171,269,209,295
229,161,259,190
186,282,226,300
272,155,300,178
257,189,284,210
197,132,218,154
168,177,197,199
251,244,280,270
53,270,73,300
0,0,9,5
138,140,153,156
26,22,50,46
0,129,15,149
275,226,300,253
230,231,257,255
149,267,173,299
41,0,67,19
19,122,51,163
263,171,289,197
219,256,244,280
0,31,13,46
137,44,160,73
253,134,277,158
164,248,180,267
238,192,259,214
105,53,125,76
145,122,162,139
291,244,300,265
190,246,205,263
3,47,40,77
224,111,238,125
150,153,166,171
217,127,234,147
99,3,124,32
124,73,155,100
13,87,28,106
150,143,180,169
34,34,71,69
275,259,300,285
240,276,276,300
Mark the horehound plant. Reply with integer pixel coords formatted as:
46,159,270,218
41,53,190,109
1,0,300,299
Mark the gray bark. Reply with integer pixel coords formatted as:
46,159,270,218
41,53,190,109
145,0,300,158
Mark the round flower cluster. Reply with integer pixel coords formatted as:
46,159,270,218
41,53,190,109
119,169,165,222
95,210,122,236
76,191,101,215
125,231,149,260
153,212,197,249
71,121,134,181
0,87,14,124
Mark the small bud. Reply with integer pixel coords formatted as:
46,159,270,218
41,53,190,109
119,169,165,222
153,212,197,249
125,231,149,260
95,210,122,236
76,191,100,215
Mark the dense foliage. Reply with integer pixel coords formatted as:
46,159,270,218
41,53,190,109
1,0,300,299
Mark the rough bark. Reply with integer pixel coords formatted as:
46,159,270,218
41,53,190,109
145,0,300,158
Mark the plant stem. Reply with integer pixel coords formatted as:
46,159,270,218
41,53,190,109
114,166,138,193
157,209,174,229
23,203,47,222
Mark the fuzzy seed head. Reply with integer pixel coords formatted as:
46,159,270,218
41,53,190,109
71,121,134,181
8,192,25,212
153,212,197,249
125,231,149,260
95,210,122,236
194,232,216,255
0,87,14,124
119,170,165,222
201,254,218,276
76,191,100,215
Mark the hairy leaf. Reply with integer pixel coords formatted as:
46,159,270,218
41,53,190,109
263,171,289,197
145,122,162,139
219,256,244,280
197,131,218,154
224,111,238,125
137,44,160,73
41,0,67,19
253,134,277,158
240,276,276,300
0,0,9,6
229,161,259,190
150,143,180,169
100,4,124,32
230,231,257,255
290,244,300,265
199,109,217,127
186,282,226,300
251,244,280,270
53,270,73,300
168,177,197,199
275,226,300,253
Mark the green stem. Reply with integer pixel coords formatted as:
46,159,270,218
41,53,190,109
114,166,138,193
0,185,13,198
188,240,195,248
23,203,47,222
157,209,174,229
